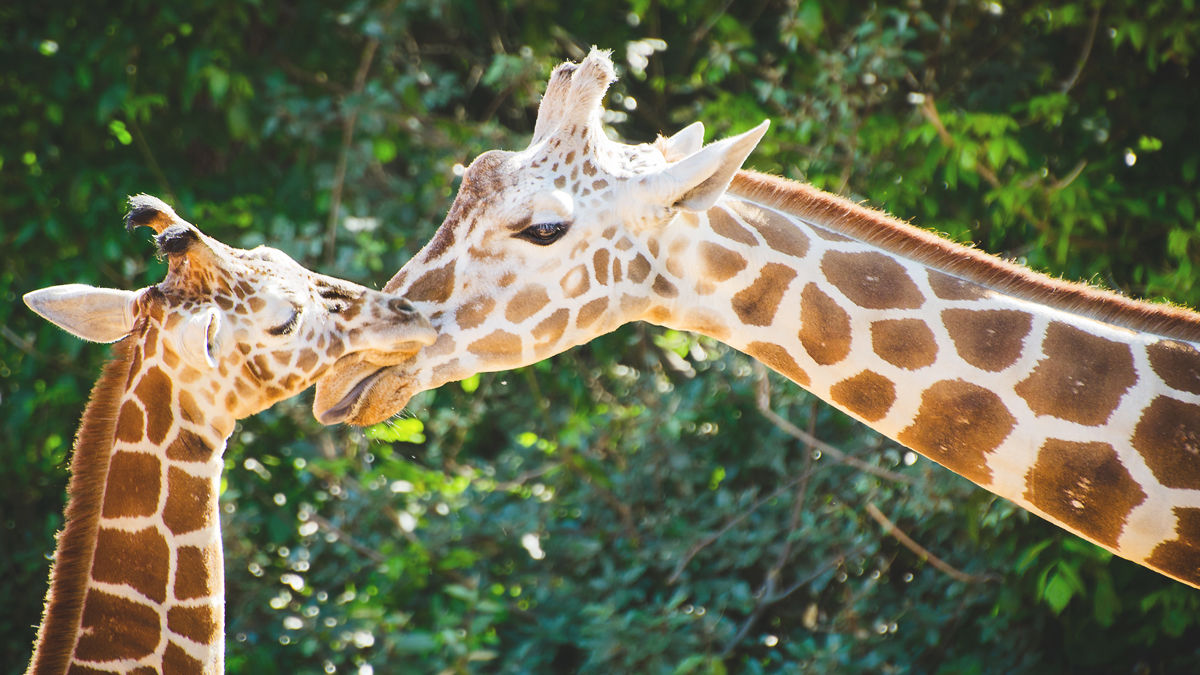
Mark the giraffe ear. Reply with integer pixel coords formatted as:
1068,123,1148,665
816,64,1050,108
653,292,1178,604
658,122,706,162
641,120,770,212
24,284,138,343
177,306,225,369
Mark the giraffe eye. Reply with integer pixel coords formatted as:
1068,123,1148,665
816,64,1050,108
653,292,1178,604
514,221,569,245
269,308,301,336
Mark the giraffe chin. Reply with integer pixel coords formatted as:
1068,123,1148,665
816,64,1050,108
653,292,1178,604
313,356,420,426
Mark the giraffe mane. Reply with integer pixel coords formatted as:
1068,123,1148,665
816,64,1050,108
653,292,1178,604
730,169,1200,343
27,335,136,675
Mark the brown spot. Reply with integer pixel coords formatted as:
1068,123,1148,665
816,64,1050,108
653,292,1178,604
66,665,119,675
645,305,671,323
731,263,796,326
1015,322,1137,425
612,257,624,283
870,319,938,370
455,296,496,330
561,264,591,298
830,371,896,422
405,263,456,304
163,466,214,535
248,296,266,312
928,269,989,300
176,389,202,420
91,527,169,604
249,354,273,381
101,452,161,518
799,283,852,365
1147,508,1200,584
620,294,651,317
822,251,925,310
629,254,652,283
942,309,1033,372
423,223,457,260
506,285,551,324
168,605,218,645
533,309,569,345
708,206,757,246
652,275,679,298
809,225,853,242
593,249,610,285
167,428,216,463
732,202,810,259
577,297,609,329
467,329,522,360
162,346,180,369
142,325,158,358
115,400,144,443
175,544,217,600
1131,396,1200,489
163,642,204,673
1023,439,1146,548
126,345,143,389
745,341,810,385
75,590,160,661
1147,340,1200,394
135,366,173,444
898,379,1015,485
698,242,748,282
296,348,319,373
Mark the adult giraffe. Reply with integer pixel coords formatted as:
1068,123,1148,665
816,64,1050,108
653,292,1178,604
315,49,1200,588
24,196,435,674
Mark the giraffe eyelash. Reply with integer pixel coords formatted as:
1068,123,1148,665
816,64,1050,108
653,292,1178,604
514,221,570,245
269,308,301,336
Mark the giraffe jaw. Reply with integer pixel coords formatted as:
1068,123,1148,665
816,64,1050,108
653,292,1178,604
315,366,386,425
313,352,423,426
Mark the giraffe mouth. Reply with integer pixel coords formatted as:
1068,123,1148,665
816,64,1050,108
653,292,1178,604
316,367,387,425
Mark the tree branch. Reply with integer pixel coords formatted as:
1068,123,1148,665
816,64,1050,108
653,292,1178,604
754,366,915,485
864,502,998,584
323,0,401,267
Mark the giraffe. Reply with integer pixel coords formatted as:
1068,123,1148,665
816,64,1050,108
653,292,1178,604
314,49,1200,589
23,195,436,674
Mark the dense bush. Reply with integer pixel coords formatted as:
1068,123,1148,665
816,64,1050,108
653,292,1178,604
3,1,1199,672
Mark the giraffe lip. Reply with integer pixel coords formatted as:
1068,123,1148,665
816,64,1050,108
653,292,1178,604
319,368,386,425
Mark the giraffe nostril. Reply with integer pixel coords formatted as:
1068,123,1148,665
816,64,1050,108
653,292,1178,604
389,298,416,315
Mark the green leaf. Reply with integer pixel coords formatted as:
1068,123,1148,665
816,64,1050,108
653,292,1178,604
460,373,481,393
1042,572,1075,615
366,417,425,444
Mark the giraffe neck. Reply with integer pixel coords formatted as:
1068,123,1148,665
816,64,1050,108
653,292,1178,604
29,336,231,675
642,172,1200,587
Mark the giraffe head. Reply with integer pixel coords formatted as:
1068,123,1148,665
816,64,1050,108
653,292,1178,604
314,49,768,425
26,195,437,423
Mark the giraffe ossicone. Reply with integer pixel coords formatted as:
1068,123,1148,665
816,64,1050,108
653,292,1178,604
314,48,1200,589
24,195,435,674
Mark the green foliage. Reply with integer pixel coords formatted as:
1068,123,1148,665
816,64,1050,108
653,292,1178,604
4,0,1199,672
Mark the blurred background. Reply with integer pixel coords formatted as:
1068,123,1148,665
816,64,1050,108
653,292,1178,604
3,1,1199,672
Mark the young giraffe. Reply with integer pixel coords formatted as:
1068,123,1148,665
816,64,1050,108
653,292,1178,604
24,196,435,674
315,50,1200,588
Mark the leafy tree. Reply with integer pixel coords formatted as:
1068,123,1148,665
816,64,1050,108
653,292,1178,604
3,1,1198,672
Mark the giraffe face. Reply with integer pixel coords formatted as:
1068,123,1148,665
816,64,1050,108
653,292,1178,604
26,196,437,422
313,49,767,425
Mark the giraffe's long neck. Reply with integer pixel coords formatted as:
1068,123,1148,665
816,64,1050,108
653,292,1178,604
29,336,231,675
645,171,1200,588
